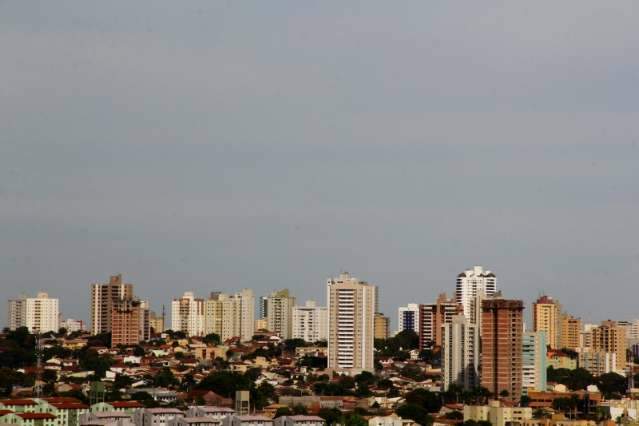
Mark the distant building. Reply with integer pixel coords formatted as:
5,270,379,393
442,314,479,390
149,310,165,334
522,331,548,393
265,289,296,339
203,290,255,342
292,300,327,343
418,293,461,349
464,401,532,426
172,292,205,336
533,295,561,349
91,274,134,335
591,320,627,373
397,304,419,335
559,314,581,350
327,272,376,373
455,266,497,324
579,350,617,376
374,313,390,340
8,292,59,334
61,318,85,333
480,297,524,401
234,391,250,416
111,298,150,347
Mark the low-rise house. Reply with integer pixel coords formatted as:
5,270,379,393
80,411,135,426
273,416,325,426
186,407,234,422
367,414,415,426
464,401,532,426
222,416,273,426
168,418,221,426
134,408,184,426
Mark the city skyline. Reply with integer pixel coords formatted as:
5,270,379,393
2,1,638,329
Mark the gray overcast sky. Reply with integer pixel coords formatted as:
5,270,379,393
1,1,638,328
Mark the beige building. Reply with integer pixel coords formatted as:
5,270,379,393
533,295,561,349
327,272,376,373
90,274,134,335
560,314,582,350
442,314,479,390
172,291,205,336
204,289,255,342
591,320,627,372
374,313,390,340
266,289,296,339
111,299,149,347
8,292,59,334
464,401,532,426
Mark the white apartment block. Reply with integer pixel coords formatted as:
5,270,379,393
327,272,376,373
442,314,479,390
292,300,328,343
171,292,205,336
8,292,59,334
397,304,419,335
266,289,296,340
455,266,497,324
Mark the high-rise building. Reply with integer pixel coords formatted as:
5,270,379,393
480,297,524,401
374,313,390,340
266,289,296,339
8,292,59,334
522,331,547,394
418,293,462,349
533,295,561,349
149,309,165,334
455,266,497,324
259,296,268,320
579,351,617,376
203,289,255,342
171,291,205,336
327,272,376,373
111,299,149,347
591,320,627,373
559,314,581,350
442,314,479,390
292,300,328,343
90,274,134,336
60,318,84,333
397,304,419,335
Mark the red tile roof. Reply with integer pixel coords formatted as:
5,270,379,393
110,401,144,408
0,399,37,406
17,413,57,420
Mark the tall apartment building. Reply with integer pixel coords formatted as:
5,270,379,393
111,299,149,347
374,313,390,340
455,266,497,324
480,298,524,401
149,309,165,334
559,314,582,350
442,315,479,391
90,274,134,335
618,319,639,345
203,289,255,342
171,292,205,336
327,272,376,373
418,293,462,349
8,292,59,334
532,295,561,349
591,320,627,373
397,303,419,334
266,289,296,339
579,351,617,376
522,331,547,394
259,296,268,320
292,300,328,343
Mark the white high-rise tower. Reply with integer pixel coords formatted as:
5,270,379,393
455,266,497,324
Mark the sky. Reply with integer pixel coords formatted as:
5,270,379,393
1,1,638,329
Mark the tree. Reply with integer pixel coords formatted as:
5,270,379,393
404,388,442,413
396,404,432,426
154,367,178,388
283,339,307,352
343,414,367,426
252,382,276,410
401,364,426,381
319,408,342,425
597,373,627,398
133,346,146,357
197,371,250,398
275,407,292,417
203,333,221,345
78,349,113,378
520,395,531,407
0,368,33,396
292,405,308,415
